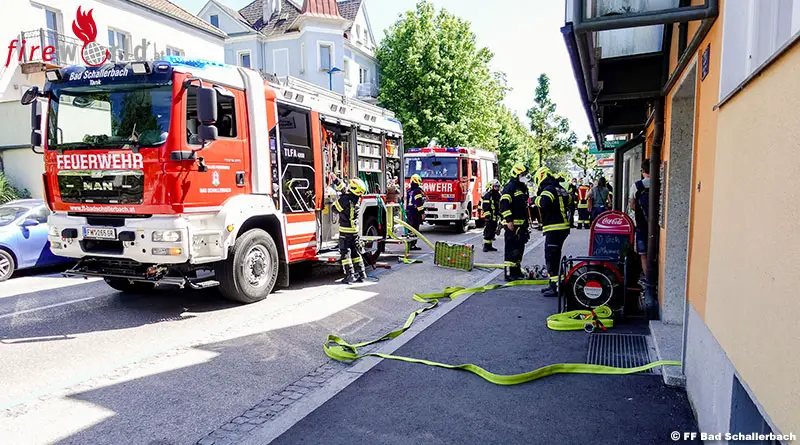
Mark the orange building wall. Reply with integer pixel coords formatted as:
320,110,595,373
657,6,723,320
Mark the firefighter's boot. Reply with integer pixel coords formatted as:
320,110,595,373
483,243,498,252
505,266,526,282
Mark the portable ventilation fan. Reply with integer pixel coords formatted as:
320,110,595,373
563,261,624,312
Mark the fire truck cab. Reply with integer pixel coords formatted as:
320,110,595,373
21,58,405,303
404,147,498,233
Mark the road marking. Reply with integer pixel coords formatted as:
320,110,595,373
0,295,105,320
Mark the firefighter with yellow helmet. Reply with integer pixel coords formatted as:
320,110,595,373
533,166,572,297
405,174,426,251
334,178,368,284
499,163,531,281
480,179,502,252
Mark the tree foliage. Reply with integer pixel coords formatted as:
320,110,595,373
0,172,30,204
377,1,503,149
526,74,576,169
495,107,535,179
571,135,598,177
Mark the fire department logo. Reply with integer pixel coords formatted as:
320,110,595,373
212,171,221,187
72,7,110,67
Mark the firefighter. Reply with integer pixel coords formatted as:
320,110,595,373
500,163,530,281
480,179,502,252
406,174,426,251
533,167,571,297
576,178,591,229
568,176,578,228
334,178,368,284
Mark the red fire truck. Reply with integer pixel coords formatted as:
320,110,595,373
21,58,405,303
404,147,498,232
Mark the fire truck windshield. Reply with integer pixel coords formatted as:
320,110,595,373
405,157,459,180
47,84,172,150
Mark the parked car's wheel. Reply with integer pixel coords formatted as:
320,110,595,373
104,278,155,293
216,229,279,304
0,249,15,282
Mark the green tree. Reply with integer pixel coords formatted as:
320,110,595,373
495,107,535,179
526,74,576,169
571,135,598,177
377,1,504,149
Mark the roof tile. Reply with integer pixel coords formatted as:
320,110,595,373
127,0,227,37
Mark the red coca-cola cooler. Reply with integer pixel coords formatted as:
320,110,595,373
559,211,639,316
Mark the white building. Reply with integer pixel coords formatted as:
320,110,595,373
197,0,379,102
0,0,227,198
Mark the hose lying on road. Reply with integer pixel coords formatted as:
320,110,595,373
324,282,680,385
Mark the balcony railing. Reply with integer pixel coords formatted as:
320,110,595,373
356,82,378,99
18,29,85,68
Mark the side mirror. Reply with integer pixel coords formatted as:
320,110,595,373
31,100,44,154
21,219,39,228
197,86,218,124
470,177,476,183
198,125,218,143
21,86,39,105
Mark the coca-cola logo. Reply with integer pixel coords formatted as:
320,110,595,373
599,216,625,226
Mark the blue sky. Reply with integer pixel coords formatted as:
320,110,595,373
172,0,592,140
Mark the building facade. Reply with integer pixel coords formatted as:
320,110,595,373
564,0,799,441
197,0,379,102
0,0,226,197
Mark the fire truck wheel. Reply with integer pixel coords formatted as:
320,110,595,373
104,279,155,293
216,229,278,304
455,219,467,234
361,215,384,265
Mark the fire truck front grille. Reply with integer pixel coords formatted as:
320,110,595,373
57,170,144,205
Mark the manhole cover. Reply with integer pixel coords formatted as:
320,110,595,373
586,333,655,374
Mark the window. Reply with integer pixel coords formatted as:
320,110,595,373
44,8,61,63
108,29,130,61
355,24,361,41
343,58,351,84
471,160,479,177
166,47,184,57
319,42,333,71
359,67,369,84
273,48,289,78
186,85,238,144
460,159,468,178
210,14,219,28
27,206,50,224
277,105,316,213
720,0,800,99
238,51,251,68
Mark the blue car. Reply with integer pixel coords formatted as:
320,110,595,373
0,199,70,281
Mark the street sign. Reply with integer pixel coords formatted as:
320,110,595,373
589,140,626,154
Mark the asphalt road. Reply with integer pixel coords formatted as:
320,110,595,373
0,224,514,445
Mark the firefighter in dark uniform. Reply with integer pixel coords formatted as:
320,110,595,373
405,174,426,251
567,176,578,228
480,179,501,252
533,167,571,297
576,179,591,229
334,178,368,284
499,163,531,281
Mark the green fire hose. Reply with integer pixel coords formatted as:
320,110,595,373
324,283,680,385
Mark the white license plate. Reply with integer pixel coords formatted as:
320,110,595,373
84,227,117,240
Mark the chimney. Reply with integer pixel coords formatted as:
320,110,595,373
263,0,272,23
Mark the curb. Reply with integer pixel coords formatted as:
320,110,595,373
240,235,548,445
